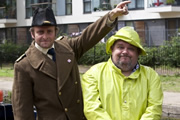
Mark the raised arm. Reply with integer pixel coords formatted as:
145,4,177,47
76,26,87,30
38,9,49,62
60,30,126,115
109,1,131,21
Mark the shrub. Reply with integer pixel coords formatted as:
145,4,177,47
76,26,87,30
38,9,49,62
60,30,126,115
138,47,158,66
158,36,180,67
0,43,28,64
78,42,110,65
79,36,180,68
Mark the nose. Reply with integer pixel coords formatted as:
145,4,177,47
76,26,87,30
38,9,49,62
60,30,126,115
122,48,128,54
42,33,48,39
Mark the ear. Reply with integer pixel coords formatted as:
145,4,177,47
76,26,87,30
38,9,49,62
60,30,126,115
31,31,35,39
110,45,114,52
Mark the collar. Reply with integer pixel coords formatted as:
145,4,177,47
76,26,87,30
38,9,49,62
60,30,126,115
35,42,55,55
132,63,139,73
108,58,140,79
110,57,139,74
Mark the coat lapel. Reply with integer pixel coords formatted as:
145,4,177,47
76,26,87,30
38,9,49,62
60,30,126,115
26,42,57,80
26,41,75,90
54,42,74,91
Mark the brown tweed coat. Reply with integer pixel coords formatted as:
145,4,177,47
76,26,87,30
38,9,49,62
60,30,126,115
12,13,116,120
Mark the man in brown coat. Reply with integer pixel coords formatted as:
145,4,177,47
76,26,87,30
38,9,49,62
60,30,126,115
12,1,130,120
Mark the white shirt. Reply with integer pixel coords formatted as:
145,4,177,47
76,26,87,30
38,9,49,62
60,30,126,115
35,42,55,60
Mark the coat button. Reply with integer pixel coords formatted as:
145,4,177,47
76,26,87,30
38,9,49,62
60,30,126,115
65,108,68,112
59,92,61,96
77,99,80,103
75,81,78,84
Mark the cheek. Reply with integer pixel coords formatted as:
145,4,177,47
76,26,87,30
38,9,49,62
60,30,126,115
113,49,121,55
33,33,41,38
34,36,41,41
34,36,43,44
51,35,56,40
112,50,121,60
49,33,56,39
131,52,139,61
134,55,139,61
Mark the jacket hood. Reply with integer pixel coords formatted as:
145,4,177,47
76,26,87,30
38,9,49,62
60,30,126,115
106,26,146,55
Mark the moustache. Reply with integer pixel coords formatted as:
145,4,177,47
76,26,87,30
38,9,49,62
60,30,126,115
120,54,130,58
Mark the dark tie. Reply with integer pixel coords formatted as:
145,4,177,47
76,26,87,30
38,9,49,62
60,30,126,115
47,48,56,62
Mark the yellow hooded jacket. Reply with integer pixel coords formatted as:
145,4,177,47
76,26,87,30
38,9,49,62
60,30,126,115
82,58,163,120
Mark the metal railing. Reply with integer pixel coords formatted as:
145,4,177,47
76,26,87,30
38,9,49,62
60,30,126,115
0,7,16,19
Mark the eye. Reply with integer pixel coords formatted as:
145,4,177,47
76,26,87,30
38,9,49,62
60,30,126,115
118,46,124,50
48,30,52,33
37,31,44,35
128,47,136,51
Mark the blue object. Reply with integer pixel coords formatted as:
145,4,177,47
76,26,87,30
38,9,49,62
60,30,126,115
0,104,37,120
0,104,14,120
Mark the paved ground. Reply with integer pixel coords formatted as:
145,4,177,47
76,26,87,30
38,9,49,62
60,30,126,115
0,65,180,119
0,77,13,91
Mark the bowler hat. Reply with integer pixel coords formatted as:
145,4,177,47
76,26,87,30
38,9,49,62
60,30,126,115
106,26,146,55
31,7,57,26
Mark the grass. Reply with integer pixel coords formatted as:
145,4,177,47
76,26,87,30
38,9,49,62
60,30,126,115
0,65,14,77
80,73,180,93
0,65,180,92
161,75,180,92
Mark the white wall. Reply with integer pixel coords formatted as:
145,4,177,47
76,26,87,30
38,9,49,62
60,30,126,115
16,0,26,26
5,0,180,27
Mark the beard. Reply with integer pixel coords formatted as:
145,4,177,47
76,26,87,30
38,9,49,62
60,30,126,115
118,60,132,72
115,55,133,72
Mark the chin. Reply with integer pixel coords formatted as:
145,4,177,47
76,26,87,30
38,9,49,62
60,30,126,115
41,44,52,48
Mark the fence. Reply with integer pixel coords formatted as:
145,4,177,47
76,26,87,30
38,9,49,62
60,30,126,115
79,42,180,76
145,47,180,76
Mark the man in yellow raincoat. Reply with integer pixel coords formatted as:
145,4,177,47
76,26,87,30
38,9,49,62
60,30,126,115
81,26,163,120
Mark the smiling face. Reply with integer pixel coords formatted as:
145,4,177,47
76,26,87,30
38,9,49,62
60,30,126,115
111,40,140,75
31,26,56,48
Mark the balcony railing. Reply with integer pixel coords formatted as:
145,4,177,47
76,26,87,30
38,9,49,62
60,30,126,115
93,1,112,12
0,7,16,19
92,0,144,12
26,2,56,18
148,0,180,8
30,2,56,9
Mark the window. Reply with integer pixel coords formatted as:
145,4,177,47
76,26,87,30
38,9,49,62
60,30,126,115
84,0,91,13
92,0,112,12
56,0,72,16
99,0,111,10
166,19,177,40
0,29,6,44
124,20,166,47
26,0,32,18
7,28,16,43
66,0,72,15
26,0,53,18
126,0,144,10
0,28,16,44
0,0,16,19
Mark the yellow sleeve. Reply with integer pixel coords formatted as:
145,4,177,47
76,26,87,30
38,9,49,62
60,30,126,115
81,68,112,120
140,68,163,120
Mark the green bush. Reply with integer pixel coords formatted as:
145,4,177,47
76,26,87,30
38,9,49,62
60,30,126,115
78,42,110,65
79,36,180,68
136,36,179,67
0,43,28,64
0,36,179,68
138,47,158,66
157,36,180,67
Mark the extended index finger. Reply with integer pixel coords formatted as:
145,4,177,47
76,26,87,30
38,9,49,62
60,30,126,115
117,1,131,8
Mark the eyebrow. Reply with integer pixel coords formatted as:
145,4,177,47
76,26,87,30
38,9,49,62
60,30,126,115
116,42,137,49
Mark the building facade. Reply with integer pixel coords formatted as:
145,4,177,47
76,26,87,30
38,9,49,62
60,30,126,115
0,0,180,46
